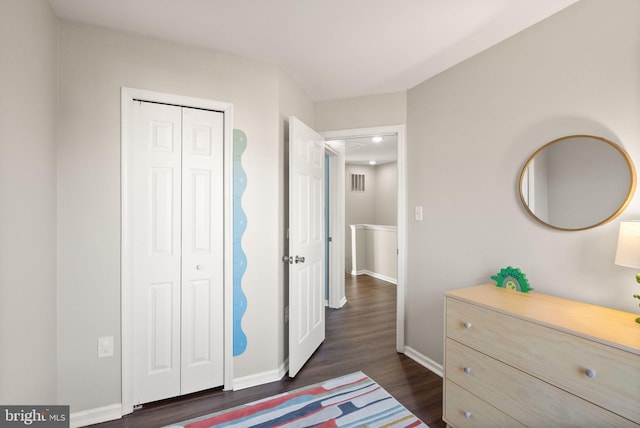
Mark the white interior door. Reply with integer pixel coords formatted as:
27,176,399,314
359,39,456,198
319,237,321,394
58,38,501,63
180,107,224,394
132,102,182,403
288,116,325,377
132,101,224,404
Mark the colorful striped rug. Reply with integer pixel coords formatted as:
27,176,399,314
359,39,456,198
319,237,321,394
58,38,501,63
165,371,428,427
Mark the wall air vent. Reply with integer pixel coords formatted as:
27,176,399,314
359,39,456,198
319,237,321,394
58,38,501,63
350,173,365,192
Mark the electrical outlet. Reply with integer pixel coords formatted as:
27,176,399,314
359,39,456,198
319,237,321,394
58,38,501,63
98,336,114,358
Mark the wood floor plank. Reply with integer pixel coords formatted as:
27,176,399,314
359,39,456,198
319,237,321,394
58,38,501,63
88,274,444,427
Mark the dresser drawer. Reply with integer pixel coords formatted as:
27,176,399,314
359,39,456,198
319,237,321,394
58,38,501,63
446,296,640,423
444,379,525,428
445,338,638,427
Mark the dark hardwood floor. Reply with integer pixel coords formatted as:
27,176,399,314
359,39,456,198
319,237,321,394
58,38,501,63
90,274,444,427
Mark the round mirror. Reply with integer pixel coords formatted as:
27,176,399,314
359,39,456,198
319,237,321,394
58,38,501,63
519,135,636,231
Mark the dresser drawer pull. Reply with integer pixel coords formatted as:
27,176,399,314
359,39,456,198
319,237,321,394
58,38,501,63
463,322,472,329
585,368,597,379
463,367,472,374
464,411,472,419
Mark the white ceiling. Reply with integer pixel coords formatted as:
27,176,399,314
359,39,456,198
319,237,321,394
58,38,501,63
47,0,578,101
336,135,398,166
47,0,578,164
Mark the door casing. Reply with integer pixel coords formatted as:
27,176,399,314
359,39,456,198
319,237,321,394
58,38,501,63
121,87,234,415
321,125,406,352
324,142,346,309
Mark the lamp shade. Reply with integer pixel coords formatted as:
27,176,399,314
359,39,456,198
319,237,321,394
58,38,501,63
614,221,640,268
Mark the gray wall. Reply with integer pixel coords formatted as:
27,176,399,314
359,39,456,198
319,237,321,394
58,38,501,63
376,162,398,226
55,21,313,411
4,0,640,417
1,3,312,413
406,0,640,366
346,165,377,225
315,92,407,132
345,165,376,272
344,163,398,271
0,0,58,404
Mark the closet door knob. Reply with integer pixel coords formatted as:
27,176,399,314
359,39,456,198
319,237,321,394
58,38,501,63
463,322,472,329
463,367,472,375
464,411,472,419
585,368,597,379
196,264,204,270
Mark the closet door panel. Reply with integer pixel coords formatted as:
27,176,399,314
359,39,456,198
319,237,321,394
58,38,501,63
132,101,182,404
180,107,224,394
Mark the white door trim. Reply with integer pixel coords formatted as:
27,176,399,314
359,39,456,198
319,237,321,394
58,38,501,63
324,142,346,309
321,125,407,352
121,87,234,414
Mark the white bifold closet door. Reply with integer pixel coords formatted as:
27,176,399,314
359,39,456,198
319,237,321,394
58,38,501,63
132,101,224,405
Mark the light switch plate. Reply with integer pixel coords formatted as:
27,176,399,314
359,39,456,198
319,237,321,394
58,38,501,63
98,336,114,358
415,206,423,221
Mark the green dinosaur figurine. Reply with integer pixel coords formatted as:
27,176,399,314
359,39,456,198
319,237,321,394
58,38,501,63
491,266,533,293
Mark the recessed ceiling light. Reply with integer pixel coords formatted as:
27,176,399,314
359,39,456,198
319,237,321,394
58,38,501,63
372,136,383,143
369,161,377,165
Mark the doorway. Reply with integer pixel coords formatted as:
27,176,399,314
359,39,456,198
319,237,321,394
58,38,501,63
322,125,406,352
121,88,234,415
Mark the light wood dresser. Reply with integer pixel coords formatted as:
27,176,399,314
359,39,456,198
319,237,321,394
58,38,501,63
443,284,640,427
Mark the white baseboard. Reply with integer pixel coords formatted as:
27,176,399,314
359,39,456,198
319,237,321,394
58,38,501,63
70,403,121,427
338,296,347,308
70,362,292,425
68,351,435,427
403,346,443,378
364,270,397,285
352,270,397,285
233,359,288,390
326,296,347,309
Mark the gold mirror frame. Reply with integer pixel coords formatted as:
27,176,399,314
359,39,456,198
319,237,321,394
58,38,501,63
519,135,636,231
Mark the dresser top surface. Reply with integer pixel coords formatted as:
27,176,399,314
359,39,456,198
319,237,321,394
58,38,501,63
446,284,640,354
